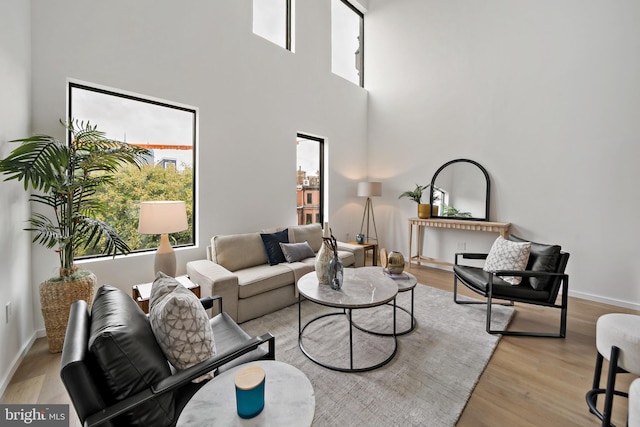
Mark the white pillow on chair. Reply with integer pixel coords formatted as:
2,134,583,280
483,236,531,285
149,272,216,382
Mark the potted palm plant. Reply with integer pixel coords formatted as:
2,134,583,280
0,119,150,352
399,184,438,218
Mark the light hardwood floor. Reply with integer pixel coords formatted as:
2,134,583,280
1,265,638,426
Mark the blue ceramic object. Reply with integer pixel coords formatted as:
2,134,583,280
235,366,265,419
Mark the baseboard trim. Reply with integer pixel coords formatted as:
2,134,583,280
0,332,37,399
569,290,640,311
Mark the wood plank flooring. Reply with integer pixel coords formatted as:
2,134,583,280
1,265,638,426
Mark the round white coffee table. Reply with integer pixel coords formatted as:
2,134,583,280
297,267,398,372
176,360,315,426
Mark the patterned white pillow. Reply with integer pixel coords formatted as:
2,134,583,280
483,236,531,285
149,273,216,382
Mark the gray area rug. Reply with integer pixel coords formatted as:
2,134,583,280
241,284,514,427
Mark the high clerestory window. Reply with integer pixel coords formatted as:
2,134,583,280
68,81,196,259
253,0,295,51
331,0,364,87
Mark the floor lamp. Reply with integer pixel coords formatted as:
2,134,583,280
357,181,381,245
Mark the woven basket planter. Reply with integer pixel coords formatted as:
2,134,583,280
39,270,97,353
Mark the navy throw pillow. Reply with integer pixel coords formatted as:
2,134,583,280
260,229,289,265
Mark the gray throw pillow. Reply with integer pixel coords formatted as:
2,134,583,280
279,241,316,263
149,272,216,382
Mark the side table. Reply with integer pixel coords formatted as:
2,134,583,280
352,268,417,336
131,275,200,314
177,360,315,426
347,241,378,266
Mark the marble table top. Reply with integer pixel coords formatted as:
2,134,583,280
177,360,315,426
384,268,417,292
297,266,398,309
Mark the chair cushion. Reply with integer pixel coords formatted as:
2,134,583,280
483,236,531,285
260,229,289,265
89,285,175,427
508,235,562,290
279,241,316,263
455,265,551,302
149,273,216,383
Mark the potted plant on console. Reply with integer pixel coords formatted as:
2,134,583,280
399,184,439,219
0,120,150,352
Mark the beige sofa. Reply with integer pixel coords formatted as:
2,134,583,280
186,223,364,323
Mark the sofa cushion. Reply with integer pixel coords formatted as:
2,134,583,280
260,229,289,266
235,264,295,299
483,236,530,285
289,223,323,252
89,285,175,426
149,273,216,383
280,241,315,263
337,250,356,267
508,235,562,290
211,232,268,272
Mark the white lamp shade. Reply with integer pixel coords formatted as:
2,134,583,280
357,181,382,197
138,201,188,235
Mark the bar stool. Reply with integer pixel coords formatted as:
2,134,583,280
630,378,640,427
586,313,640,426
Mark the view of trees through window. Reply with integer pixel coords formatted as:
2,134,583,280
296,134,323,225
68,82,196,259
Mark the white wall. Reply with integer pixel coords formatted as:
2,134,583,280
0,0,36,395
366,0,640,308
27,0,368,328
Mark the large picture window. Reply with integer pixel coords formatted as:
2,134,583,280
331,0,364,87
68,82,196,259
296,134,324,225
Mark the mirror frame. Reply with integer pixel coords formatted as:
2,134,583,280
429,158,491,221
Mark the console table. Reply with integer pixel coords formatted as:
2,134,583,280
407,218,511,268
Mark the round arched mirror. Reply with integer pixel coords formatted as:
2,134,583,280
429,159,490,221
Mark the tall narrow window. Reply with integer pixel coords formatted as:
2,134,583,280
253,0,294,51
296,134,324,225
331,0,364,87
68,82,196,259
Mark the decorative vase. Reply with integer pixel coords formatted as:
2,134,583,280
418,204,431,219
315,240,333,285
328,254,344,290
386,251,406,274
432,205,439,216
40,268,97,353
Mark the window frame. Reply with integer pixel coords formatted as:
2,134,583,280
296,133,324,226
67,81,197,260
253,0,294,51
333,0,365,87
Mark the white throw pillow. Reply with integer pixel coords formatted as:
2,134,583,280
483,236,531,285
149,273,216,382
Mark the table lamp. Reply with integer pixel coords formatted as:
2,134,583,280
138,201,188,277
357,181,381,244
